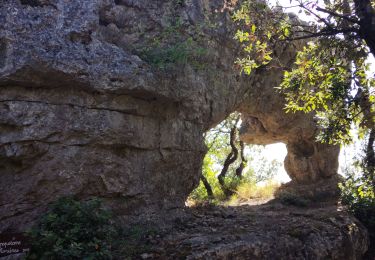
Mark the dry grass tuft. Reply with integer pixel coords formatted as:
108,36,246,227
227,180,280,206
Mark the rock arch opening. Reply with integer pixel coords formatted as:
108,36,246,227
239,110,340,200
188,113,290,206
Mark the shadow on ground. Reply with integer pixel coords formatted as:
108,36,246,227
119,199,369,259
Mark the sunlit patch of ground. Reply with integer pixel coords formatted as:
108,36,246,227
186,180,280,208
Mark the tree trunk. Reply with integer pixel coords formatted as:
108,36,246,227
235,141,247,178
365,129,375,191
354,0,375,56
218,125,239,197
200,175,214,199
357,88,375,130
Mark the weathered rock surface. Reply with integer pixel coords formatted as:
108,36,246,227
238,60,341,199
239,51,340,185
118,201,369,259
1,0,340,234
0,0,249,232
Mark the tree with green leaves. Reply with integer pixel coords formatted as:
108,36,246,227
233,0,375,246
233,0,375,144
189,113,280,202
233,0,375,186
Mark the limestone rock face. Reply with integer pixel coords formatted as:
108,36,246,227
239,52,340,184
0,0,340,232
0,0,248,231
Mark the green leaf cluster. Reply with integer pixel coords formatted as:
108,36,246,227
233,0,375,145
340,131,375,238
27,197,117,260
340,174,375,233
232,0,291,74
140,37,208,70
138,14,209,70
280,39,375,144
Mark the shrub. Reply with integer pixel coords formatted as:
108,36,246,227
140,38,207,70
26,197,117,260
340,175,375,236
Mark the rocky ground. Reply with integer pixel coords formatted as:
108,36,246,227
118,199,370,260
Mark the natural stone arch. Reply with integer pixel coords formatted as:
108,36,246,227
240,110,340,187
238,63,340,198
0,0,341,233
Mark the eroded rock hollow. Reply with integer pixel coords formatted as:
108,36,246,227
239,57,340,190
1,0,339,232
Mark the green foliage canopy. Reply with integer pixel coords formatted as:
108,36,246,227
233,0,375,144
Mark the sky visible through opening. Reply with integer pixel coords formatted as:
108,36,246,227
260,143,289,182
260,142,362,183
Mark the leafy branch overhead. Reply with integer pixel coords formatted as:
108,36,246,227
233,0,375,145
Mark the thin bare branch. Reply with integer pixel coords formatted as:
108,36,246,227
316,6,359,23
